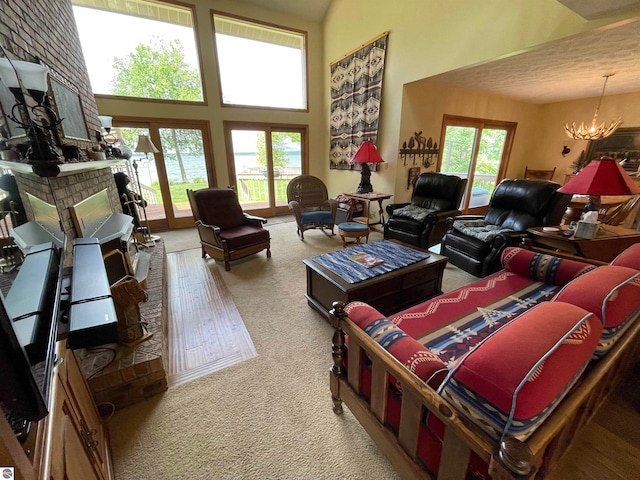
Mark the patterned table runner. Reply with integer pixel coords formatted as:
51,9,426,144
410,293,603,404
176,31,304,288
311,240,430,283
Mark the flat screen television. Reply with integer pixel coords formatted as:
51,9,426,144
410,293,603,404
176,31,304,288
0,241,65,421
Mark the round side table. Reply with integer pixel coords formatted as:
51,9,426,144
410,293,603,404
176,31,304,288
338,222,370,248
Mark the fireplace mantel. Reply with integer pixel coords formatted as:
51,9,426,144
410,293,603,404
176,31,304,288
0,159,125,177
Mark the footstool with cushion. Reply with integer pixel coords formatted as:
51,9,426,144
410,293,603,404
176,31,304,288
338,221,370,248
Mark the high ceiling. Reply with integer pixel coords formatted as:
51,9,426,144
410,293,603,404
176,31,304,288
74,1,640,104
250,0,640,104
241,0,332,22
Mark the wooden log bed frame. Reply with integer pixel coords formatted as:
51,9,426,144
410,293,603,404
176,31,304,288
329,301,640,480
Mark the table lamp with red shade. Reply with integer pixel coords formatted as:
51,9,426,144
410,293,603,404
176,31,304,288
350,141,384,194
558,157,640,214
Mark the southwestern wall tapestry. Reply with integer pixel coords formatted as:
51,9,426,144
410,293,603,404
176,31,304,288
329,32,389,171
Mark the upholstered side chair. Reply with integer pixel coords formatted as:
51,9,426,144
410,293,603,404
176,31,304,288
187,187,271,271
384,173,467,249
441,179,571,277
287,175,337,239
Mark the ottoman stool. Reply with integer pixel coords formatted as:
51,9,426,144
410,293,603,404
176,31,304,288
338,222,370,248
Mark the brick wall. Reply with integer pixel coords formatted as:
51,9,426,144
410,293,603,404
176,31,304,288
0,0,100,142
14,167,121,237
1,0,122,245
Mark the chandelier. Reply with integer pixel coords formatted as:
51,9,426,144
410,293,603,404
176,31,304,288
563,74,622,141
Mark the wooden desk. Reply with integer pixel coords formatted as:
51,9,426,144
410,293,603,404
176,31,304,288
527,224,640,262
343,192,392,227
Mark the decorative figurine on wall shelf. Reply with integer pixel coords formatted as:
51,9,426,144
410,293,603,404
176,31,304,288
399,130,439,167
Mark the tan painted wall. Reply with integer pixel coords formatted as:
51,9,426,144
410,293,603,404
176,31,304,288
94,0,640,211
399,84,640,201
537,91,640,179
323,0,640,206
399,82,542,195
95,0,325,188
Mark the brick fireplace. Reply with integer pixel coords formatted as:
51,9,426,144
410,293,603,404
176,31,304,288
5,159,168,410
6,161,123,259
0,0,168,412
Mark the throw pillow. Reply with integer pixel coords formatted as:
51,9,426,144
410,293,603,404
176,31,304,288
392,204,434,223
453,219,514,243
346,301,447,388
501,247,596,286
439,301,601,440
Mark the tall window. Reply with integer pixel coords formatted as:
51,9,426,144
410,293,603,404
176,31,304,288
72,0,203,102
213,13,307,110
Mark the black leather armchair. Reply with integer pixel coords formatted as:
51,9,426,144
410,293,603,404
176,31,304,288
441,179,571,277
384,173,467,249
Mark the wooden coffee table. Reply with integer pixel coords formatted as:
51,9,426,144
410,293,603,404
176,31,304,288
527,224,640,262
303,247,447,320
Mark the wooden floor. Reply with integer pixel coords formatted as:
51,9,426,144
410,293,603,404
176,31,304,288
547,363,640,479
165,248,257,387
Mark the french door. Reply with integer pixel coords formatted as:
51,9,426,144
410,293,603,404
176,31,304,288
438,115,516,214
224,122,307,217
112,119,215,230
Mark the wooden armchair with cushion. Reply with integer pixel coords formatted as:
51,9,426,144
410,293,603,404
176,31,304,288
287,175,337,239
187,187,271,271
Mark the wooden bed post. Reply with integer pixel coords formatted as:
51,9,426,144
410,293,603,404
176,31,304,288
488,436,535,480
330,301,347,414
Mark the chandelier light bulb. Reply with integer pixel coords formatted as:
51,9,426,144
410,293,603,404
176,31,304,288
563,74,622,141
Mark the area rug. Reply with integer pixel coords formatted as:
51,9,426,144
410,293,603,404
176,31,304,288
106,223,477,480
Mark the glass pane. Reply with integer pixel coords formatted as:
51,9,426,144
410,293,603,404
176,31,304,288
213,14,306,109
159,128,207,218
231,130,269,209
441,126,476,207
473,129,507,207
73,2,203,101
272,131,302,208
111,127,164,221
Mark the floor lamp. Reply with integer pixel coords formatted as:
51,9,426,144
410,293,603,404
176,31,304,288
134,134,160,246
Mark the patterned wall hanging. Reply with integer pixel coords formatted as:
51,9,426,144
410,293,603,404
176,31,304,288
329,32,389,171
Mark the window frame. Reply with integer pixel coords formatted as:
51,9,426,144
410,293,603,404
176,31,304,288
72,0,207,105
223,120,309,217
211,10,309,112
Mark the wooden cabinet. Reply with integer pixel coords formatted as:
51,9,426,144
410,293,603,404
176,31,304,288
45,344,113,480
0,343,113,480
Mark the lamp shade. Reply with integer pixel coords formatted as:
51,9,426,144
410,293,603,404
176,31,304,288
350,141,384,163
558,158,640,196
0,58,49,92
134,134,159,154
98,115,113,130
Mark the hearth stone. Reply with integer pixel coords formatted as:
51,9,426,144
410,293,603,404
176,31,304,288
77,239,167,411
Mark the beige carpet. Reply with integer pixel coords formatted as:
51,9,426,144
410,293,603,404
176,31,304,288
107,222,477,480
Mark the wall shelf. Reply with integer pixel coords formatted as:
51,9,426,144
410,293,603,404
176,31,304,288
0,159,124,177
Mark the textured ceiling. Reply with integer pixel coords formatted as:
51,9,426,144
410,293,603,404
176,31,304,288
420,18,640,104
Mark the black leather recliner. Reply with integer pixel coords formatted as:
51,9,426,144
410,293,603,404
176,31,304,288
441,179,571,277
384,173,467,249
